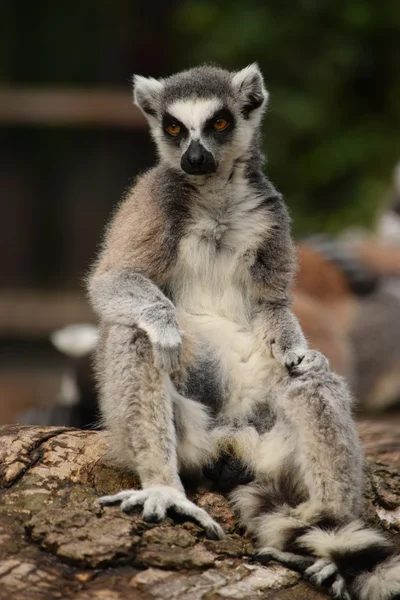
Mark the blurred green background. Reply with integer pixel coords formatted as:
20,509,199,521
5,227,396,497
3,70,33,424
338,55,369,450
1,0,399,290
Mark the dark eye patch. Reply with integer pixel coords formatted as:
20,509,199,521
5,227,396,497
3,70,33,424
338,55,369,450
204,107,235,141
162,112,188,145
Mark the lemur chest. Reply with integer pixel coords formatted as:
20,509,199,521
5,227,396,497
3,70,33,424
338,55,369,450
171,185,270,317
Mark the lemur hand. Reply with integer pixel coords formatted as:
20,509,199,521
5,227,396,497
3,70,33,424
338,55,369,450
290,349,329,376
98,486,225,540
271,342,329,376
270,341,306,369
151,325,183,372
140,304,183,372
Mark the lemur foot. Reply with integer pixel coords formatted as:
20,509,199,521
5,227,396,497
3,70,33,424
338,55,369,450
98,485,225,540
303,558,338,586
256,552,349,599
304,559,350,599
330,575,351,600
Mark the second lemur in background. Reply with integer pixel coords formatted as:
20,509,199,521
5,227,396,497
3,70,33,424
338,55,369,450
88,64,400,599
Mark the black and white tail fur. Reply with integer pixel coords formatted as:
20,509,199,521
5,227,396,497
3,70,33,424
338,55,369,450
232,474,400,600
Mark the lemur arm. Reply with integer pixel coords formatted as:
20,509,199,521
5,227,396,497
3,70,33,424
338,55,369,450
251,195,310,368
87,171,183,372
89,270,182,372
254,298,308,368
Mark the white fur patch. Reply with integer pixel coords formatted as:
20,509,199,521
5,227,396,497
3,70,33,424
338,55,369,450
167,98,223,139
299,521,389,557
377,211,400,246
255,426,296,477
256,513,303,550
58,370,80,406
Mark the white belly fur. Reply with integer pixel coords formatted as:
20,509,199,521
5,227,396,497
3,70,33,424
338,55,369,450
180,311,274,420
173,308,277,473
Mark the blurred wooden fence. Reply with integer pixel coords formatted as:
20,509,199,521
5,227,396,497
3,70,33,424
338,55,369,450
0,86,152,336
0,88,146,128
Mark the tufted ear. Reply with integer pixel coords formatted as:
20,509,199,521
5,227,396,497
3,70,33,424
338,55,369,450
232,63,268,118
133,75,164,118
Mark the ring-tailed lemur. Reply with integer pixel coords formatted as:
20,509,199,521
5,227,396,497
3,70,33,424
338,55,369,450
88,64,400,599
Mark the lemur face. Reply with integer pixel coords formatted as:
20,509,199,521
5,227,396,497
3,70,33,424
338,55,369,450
133,64,268,176
162,99,234,175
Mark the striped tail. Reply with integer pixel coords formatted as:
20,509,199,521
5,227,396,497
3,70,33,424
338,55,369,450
231,482,400,600
294,520,400,600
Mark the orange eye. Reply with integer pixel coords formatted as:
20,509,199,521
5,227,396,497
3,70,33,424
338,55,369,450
213,118,228,131
166,123,181,136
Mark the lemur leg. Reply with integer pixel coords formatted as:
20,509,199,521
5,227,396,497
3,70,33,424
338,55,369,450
97,323,224,539
232,357,362,596
255,297,363,514
280,352,363,516
279,357,362,595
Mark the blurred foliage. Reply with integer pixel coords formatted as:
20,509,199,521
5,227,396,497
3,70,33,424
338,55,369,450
170,0,400,234
1,1,399,236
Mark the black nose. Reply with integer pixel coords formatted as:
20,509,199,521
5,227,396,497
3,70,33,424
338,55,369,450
181,141,217,175
187,144,204,167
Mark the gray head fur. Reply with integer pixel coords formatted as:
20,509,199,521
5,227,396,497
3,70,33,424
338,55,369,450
133,64,268,176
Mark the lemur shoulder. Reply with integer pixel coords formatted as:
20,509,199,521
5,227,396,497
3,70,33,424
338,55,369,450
88,64,400,600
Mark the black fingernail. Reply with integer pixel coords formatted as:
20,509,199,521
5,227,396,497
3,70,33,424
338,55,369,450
143,513,162,523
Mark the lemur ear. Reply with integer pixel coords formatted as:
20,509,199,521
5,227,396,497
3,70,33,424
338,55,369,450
232,63,268,117
133,75,164,118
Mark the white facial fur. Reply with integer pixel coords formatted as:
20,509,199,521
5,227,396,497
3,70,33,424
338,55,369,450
154,97,261,174
161,98,224,170
168,98,223,139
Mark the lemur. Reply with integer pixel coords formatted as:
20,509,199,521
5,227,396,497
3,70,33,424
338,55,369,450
88,65,400,600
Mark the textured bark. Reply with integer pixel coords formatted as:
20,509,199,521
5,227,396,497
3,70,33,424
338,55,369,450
0,422,399,600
